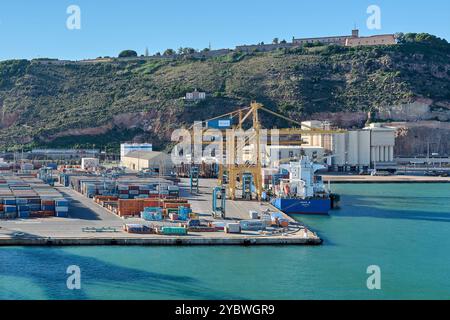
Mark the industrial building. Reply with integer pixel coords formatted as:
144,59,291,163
121,151,173,174
30,148,100,159
301,121,333,151
303,122,396,171
265,146,325,166
242,145,325,166
120,143,153,158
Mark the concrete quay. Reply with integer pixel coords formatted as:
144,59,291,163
0,179,322,246
0,234,322,246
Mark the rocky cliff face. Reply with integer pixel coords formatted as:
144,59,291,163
377,99,450,122
392,121,450,157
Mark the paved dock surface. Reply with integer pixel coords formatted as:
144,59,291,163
0,179,321,246
179,178,277,222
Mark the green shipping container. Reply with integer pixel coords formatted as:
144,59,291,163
161,227,187,235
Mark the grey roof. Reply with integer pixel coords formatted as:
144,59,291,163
124,151,169,161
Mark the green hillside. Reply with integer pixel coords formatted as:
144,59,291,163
0,33,449,152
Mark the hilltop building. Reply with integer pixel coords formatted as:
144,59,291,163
345,34,397,47
293,29,361,46
237,29,396,53
185,89,206,101
293,29,396,47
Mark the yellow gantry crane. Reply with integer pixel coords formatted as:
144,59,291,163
190,101,345,200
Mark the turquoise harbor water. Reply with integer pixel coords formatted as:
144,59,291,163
1,183,450,300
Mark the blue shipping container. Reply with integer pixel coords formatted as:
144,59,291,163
207,118,233,129
18,211,30,218
55,199,69,207
47,163,58,170
4,199,16,205
141,211,163,221
29,204,41,211
188,219,201,227
178,206,192,221
56,212,68,218
4,206,17,213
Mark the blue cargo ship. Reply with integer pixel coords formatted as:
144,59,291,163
271,157,339,215
272,198,332,215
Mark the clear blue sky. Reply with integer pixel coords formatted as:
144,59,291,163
0,0,448,61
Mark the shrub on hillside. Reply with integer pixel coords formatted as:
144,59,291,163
118,50,138,58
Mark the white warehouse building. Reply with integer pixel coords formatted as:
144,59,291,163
120,143,153,159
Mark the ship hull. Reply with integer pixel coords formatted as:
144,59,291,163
271,198,332,215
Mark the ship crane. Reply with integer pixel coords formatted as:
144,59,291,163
187,102,346,200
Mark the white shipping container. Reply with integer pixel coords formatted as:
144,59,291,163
21,163,34,170
81,158,99,170
211,222,226,228
225,223,241,234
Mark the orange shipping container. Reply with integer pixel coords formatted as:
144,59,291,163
280,220,289,228
118,198,180,216
117,199,148,216
164,203,191,209
162,199,188,204
95,196,118,202
142,199,163,208
118,199,141,216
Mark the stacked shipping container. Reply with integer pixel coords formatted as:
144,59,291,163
0,175,69,219
64,175,179,199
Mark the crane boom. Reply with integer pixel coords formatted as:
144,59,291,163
185,101,346,200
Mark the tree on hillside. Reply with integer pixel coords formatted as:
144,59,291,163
280,39,287,44
163,48,175,56
182,47,196,55
176,47,197,55
272,38,279,44
118,50,138,58
396,32,449,46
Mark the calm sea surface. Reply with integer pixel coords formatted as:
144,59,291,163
1,183,450,300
